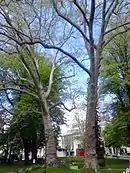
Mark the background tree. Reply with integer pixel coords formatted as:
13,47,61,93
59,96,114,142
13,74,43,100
100,28,130,148
71,105,86,146
103,115,129,149
0,51,66,165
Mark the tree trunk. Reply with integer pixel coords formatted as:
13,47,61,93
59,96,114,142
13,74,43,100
40,95,57,165
84,41,98,169
84,76,98,169
84,71,105,168
46,133,57,165
95,113,105,167
37,83,57,165
84,33,105,168
43,115,57,165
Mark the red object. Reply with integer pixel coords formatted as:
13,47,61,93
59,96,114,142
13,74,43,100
76,148,84,156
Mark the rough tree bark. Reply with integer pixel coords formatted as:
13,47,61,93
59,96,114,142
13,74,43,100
40,98,57,165
85,79,98,168
45,124,57,165
84,33,99,168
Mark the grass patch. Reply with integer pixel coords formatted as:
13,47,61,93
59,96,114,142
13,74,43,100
0,158,129,173
104,158,129,169
57,157,129,169
0,162,26,173
30,167,127,173
0,166,22,173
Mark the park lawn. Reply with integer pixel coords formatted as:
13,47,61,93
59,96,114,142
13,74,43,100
0,167,127,173
32,167,126,173
0,162,26,173
0,165,24,173
0,158,129,173
105,158,129,169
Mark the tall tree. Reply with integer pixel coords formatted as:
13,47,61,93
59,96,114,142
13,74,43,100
100,29,130,147
0,0,130,169
0,51,65,165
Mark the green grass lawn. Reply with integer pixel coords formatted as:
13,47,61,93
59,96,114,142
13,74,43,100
0,165,24,172
104,158,129,169
31,167,127,173
30,167,128,173
0,158,129,173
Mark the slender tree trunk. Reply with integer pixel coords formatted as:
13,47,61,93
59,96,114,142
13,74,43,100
84,74,98,169
43,114,57,165
95,47,105,166
95,113,105,166
46,132,57,165
84,42,98,169
40,95,57,165
84,33,105,168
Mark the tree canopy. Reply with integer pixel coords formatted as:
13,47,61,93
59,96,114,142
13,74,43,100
0,51,65,163
101,29,130,147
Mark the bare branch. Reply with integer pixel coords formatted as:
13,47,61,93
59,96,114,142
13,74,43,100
0,99,13,115
0,47,17,54
104,22,130,35
50,101,76,112
52,0,90,44
0,31,91,76
45,62,56,98
0,87,38,98
89,0,95,31
4,90,14,106
105,0,114,16
0,81,13,86
103,28,130,47
73,0,89,26
102,0,106,20
105,0,118,28
36,41,92,76
95,0,107,74
57,74,75,81
61,102,76,112
0,31,25,45
0,8,32,41
20,77,34,86
16,50,41,93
